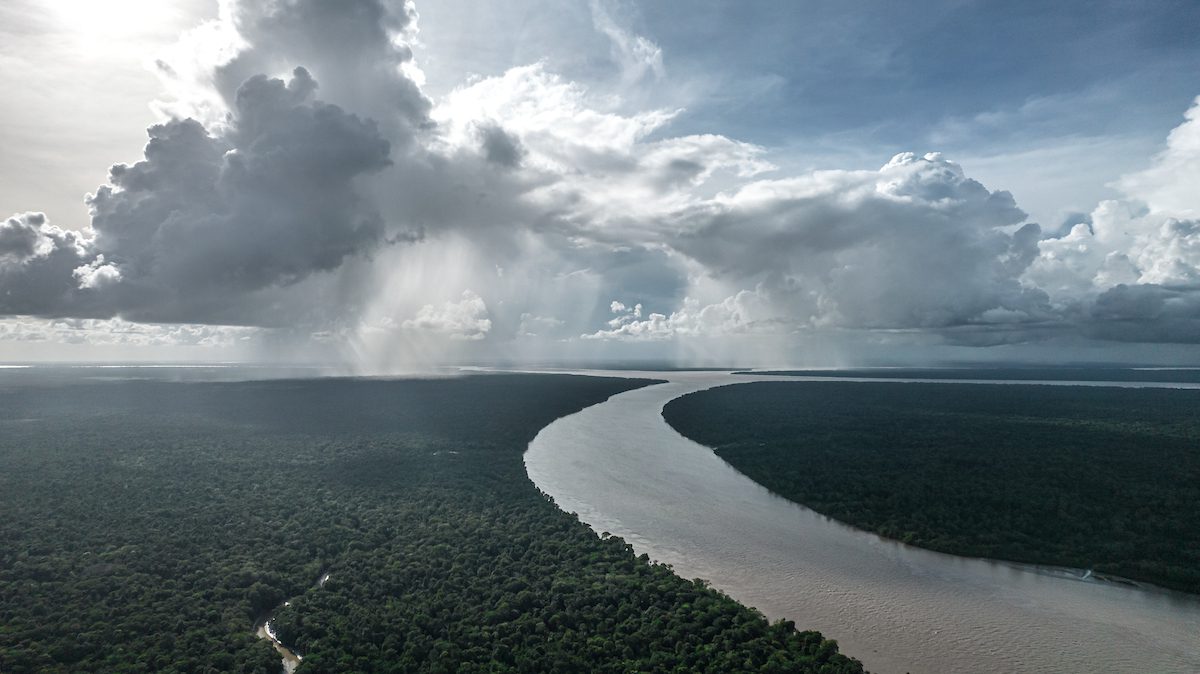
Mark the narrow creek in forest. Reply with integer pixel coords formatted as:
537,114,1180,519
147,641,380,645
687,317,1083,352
254,571,331,673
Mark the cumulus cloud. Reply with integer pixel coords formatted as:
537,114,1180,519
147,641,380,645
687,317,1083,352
1117,96,1200,217
1084,284,1200,343
1024,97,1200,342
579,101,1200,347
0,212,95,317
3,0,1200,362
1,67,391,326
587,289,784,341
402,290,492,340
4,2,765,354
185,0,431,139
1,0,421,329
0,316,256,348
656,153,1050,337
73,255,122,290
0,212,50,261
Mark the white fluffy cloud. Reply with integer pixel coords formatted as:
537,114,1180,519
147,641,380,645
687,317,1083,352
2,0,1199,361
401,290,492,340
578,99,1199,346
1023,96,1200,342
587,289,785,341
0,316,255,348
1117,97,1200,217
663,152,1047,336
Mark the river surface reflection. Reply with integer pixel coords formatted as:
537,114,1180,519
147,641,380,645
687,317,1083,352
524,371,1200,674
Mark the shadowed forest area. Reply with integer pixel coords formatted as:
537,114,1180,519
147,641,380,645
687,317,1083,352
741,368,1200,383
664,381,1200,594
0,373,862,673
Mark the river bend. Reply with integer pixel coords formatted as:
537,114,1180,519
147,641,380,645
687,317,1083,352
524,371,1200,674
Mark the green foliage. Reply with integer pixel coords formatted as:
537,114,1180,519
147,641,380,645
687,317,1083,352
0,374,862,673
664,381,1200,594
743,368,1200,383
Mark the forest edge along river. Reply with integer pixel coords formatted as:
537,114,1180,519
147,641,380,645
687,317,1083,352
523,370,1200,674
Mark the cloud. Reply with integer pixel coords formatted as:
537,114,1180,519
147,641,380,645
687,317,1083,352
588,0,664,86
1117,96,1200,217
0,212,95,317
1085,284,1200,343
73,255,122,290
402,290,492,340
2,0,1200,362
209,0,431,139
3,3,756,355
0,316,256,348
1,67,392,326
477,123,525,168
1024,97,1200,342
656,153,1049,337
574,96,1199,347
586,289,784,341
0,212,50,261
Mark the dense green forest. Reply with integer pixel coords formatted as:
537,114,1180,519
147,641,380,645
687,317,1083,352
663,381,1200,594
0,373,863,673
741,367,1200,383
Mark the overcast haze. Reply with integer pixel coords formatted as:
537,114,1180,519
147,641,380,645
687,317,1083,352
1,0,1198,367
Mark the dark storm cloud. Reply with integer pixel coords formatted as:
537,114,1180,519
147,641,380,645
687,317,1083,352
0,212,47,261
2,0,1199,356
478,123,525,168
0,68,391,325
1085,284,1200,343
0,213,95,317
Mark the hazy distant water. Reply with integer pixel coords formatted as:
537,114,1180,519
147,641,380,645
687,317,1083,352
0,364,332,387
0,364,484,390
525,372,1200,674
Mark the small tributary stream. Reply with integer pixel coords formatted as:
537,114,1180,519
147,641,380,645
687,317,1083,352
254,571,331,673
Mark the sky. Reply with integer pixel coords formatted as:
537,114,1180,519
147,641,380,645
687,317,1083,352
1,0,1198,367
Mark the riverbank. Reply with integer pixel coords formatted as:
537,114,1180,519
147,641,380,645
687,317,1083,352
255,618,301,674
664,379,1200,594
525,371,1200,673
3,374,863,672
254,571,330,673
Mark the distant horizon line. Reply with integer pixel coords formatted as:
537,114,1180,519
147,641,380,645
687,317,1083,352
4,361,1200,371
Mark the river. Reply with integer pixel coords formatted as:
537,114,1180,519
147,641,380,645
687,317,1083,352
524,371,1200,674
254,572,331,673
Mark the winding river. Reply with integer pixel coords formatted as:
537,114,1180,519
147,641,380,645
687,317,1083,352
524,371,1200,674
